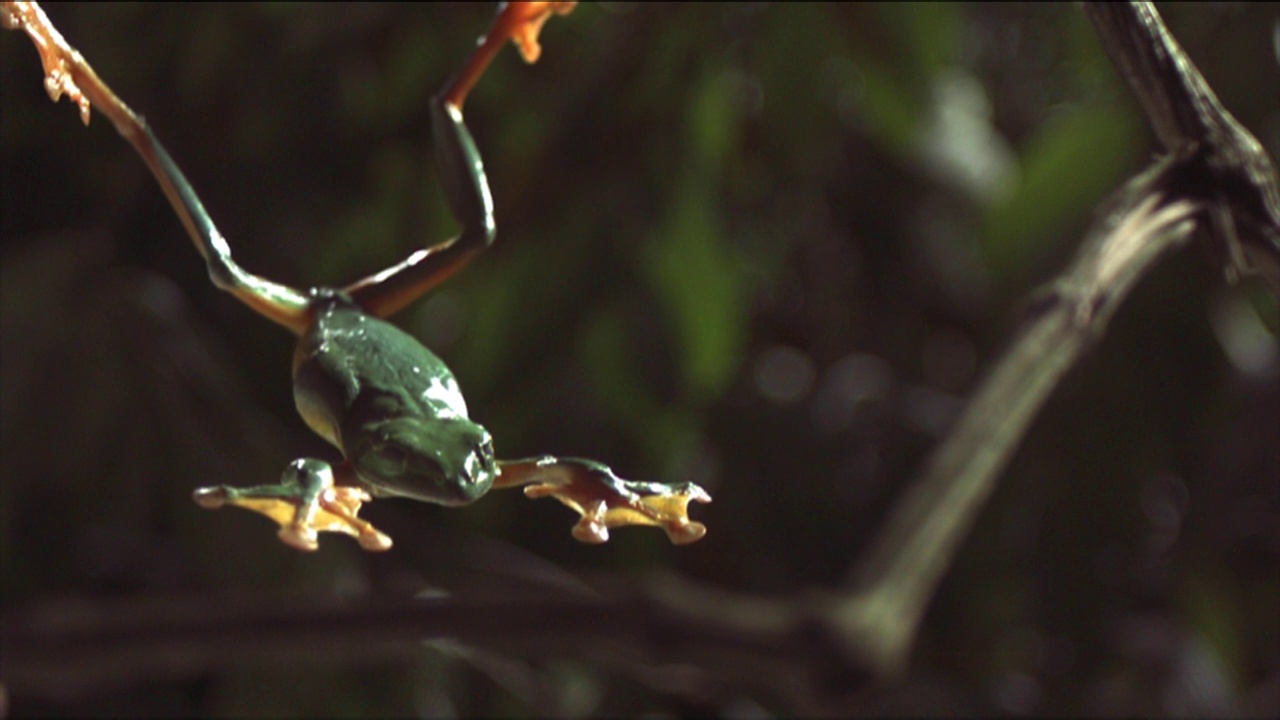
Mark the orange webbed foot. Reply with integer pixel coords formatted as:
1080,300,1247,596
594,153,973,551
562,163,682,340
497,457,711,545
193,459,393,552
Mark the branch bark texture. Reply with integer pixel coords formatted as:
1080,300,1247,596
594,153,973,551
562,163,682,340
1084,2,1280,286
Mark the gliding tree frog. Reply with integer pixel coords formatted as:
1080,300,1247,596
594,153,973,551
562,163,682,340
2,1,709,551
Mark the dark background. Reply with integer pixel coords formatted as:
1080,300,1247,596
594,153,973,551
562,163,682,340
2,3,1277,716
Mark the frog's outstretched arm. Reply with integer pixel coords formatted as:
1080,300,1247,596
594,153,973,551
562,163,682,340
343,1,577,319
1,1,315,335
495,458,711,545
193,459,392,552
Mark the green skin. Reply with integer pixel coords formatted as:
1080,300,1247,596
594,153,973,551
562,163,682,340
293,294,497,506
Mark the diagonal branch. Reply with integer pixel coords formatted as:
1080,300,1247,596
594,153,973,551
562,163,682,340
833,157,1201,677
831,0,1278,679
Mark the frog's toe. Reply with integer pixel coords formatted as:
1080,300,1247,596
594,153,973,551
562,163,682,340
632,485,712,540
192,486,229,509
357,528,394,552
279,523,320,552
304,486,395,552
662,517,707,545
570,501,610,544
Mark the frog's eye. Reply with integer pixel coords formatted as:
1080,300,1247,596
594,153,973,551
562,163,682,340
368,442,409,477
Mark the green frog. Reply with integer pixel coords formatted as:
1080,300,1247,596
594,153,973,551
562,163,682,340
4,1,709,551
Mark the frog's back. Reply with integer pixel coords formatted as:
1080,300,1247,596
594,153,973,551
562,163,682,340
292,297,468,451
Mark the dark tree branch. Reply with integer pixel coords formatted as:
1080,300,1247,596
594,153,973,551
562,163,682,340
0,577,845,711
836,0,1279,678
836,156,1200,677
1084,2,1280,288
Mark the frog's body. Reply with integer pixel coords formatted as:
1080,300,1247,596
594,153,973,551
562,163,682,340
8,1,708,552
293,295,495,506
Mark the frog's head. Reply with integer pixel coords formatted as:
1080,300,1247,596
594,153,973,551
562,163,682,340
349,417,496,505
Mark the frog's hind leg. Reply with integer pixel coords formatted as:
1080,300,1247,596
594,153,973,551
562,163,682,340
344,2,576,319
193,459,393,552
4,2,315,335
139,127,315,334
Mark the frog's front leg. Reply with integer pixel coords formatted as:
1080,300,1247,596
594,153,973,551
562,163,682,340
495,458,711,545
193,459,392,552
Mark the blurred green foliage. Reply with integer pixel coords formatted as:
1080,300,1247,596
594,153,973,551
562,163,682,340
1,3,1276,716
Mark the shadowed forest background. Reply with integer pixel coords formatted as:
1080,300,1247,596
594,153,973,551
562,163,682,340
1,3,1277,716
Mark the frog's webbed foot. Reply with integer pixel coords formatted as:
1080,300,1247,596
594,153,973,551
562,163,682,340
193,459,392,552
494,457,710,545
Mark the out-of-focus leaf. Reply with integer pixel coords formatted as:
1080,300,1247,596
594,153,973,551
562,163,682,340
852,61,921,154
688,68,736,171
1182,570,1246,688
640,68,748,403
915,70,1017,203
982,102,1142,278
642,199,730,401
641,182,745,402
843,3,965,157
880,2,962,79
